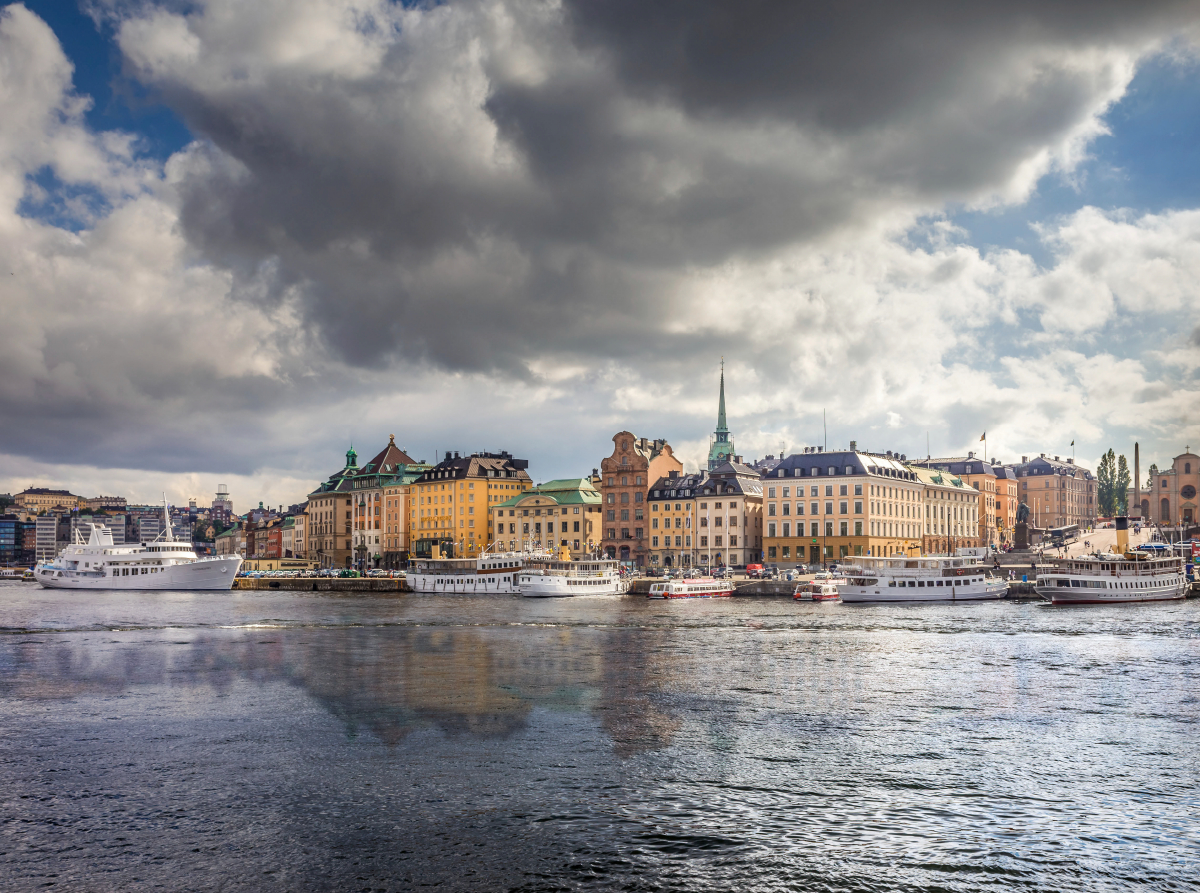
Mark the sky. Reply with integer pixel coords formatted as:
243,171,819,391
1,0,1199,513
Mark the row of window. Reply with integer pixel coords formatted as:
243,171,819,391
497,521,583,534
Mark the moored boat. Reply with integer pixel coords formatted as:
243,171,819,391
838,555,1007,603
33,499,241,591
647,577,734,599
1035,517,1187,604
793,571,847,601
518,556,626,597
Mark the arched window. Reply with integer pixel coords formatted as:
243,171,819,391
1161,498,1171,522
1186,463,1192,475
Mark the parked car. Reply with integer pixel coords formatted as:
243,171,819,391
745,564,765,579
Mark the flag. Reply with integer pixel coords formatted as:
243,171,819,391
1070,440,1074,446
980,432,986,441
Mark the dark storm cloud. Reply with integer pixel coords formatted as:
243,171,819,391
108,0,1196,378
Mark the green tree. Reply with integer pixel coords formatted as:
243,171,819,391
1115,454,1131,514
1146,463,1159,488
1097,448,1117,516
192,520,215,543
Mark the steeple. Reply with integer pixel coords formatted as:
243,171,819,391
716,357,728,434
346,445,358,468
707,358,735,471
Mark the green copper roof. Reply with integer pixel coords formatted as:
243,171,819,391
716,358,728,433
494,478,600,509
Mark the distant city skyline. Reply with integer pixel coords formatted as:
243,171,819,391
2,2,1198,509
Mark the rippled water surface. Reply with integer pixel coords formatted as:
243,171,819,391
1,587,1198,891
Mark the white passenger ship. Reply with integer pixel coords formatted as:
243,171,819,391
518,556,627,597
647,578,735,599
1035,518,1187,604
407,548,548,594
838,555,1007,603
33,506,241,590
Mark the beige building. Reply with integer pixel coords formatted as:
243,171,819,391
15,488,79,513
1128,449,1199,527
913,466,981,554
307,447,359,569
761,447,923,565
1012,454,1097,530
693,461,764,567
491,478,603,557
599,433,682,567
992,466,1019,544
911,454,997,545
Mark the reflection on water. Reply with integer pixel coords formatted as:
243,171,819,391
2,624,683,754
1,591,1199,892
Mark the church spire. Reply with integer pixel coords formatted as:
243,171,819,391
716,357,728,433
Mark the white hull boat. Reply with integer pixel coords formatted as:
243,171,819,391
518,558,626,597
34,501,241,591
838,555,1007,603
1036,518,1188,605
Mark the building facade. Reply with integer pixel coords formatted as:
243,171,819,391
647,471,703,567
992,466,1019,544
0,515,36,566
491,478,603,557
1128,449,1199,527
911,453,997,546
1012,455,1097,530
15,488,79,513
306,447,360,568
600,433,682,566
693,461,764,566
912,466,980,554
761,448,924,565
412,451,532,559
347,435,424,570
80,495,127,513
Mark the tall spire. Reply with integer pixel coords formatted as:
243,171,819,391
716,357,728,433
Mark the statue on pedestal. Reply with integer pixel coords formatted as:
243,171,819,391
1014,502,1031,550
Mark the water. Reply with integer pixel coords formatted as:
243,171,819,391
1,588,1198,891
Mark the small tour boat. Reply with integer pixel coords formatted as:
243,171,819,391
647,577,735,599
793,571,847,601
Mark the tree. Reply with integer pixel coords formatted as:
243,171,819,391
1115,454,1131,515
1146,463,1159,488
1097,449,1117,516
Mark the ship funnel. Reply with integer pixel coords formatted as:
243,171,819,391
1115,516,1129,555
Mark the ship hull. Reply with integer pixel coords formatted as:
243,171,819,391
839,583,1007,604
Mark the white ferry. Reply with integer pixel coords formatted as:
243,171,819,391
1035,517,1189,605
647,577,735,599
518,557,627,597
33,506,241,590
407,548,545,594
837,555,1007,603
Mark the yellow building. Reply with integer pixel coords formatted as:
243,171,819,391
491,479,603,557
912,454,997,545
647,471,703,566
15,488,79,513
412,451,532,558
306,447,359,568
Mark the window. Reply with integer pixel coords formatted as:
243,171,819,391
825,485,833,497
854,484,862,496
840,521,848,536
796,502,804,515
839,501,847,514
700,536,708,546
854,500,862,514
782,522,790,537
825,522,833,536
652,536,659,547
780,489,787,499
621,509,629,521
607,510,615,521
854,521,862,536
839,485,848,496
825,502,833,515
768,487,776,498
768,503,777,516
768,522,776,537
811,501,818,515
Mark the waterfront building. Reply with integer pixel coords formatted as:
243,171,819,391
647,471,704,567
1127,448,1199,526
707,361,736,471
760,447,923,565
306,447,360,568
412,451,532,559
911,466,979,554
600,433,682,566
214,523,246,558
910,453,998,546
34,514,62,562
15,488,79,513
490,478,603,557
1011,454,1097,529
693,460,764,566
345,435,427,569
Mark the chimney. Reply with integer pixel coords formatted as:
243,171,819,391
1133,442,1141,518
669,470,679,479
445,451,453,461
886,450,892,458
900,454,906,460
1066,458,1073,464
1021,456,1028,463
849,440,857,450
454,451,460,459
1054,456,1060,461
968,450,975,459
